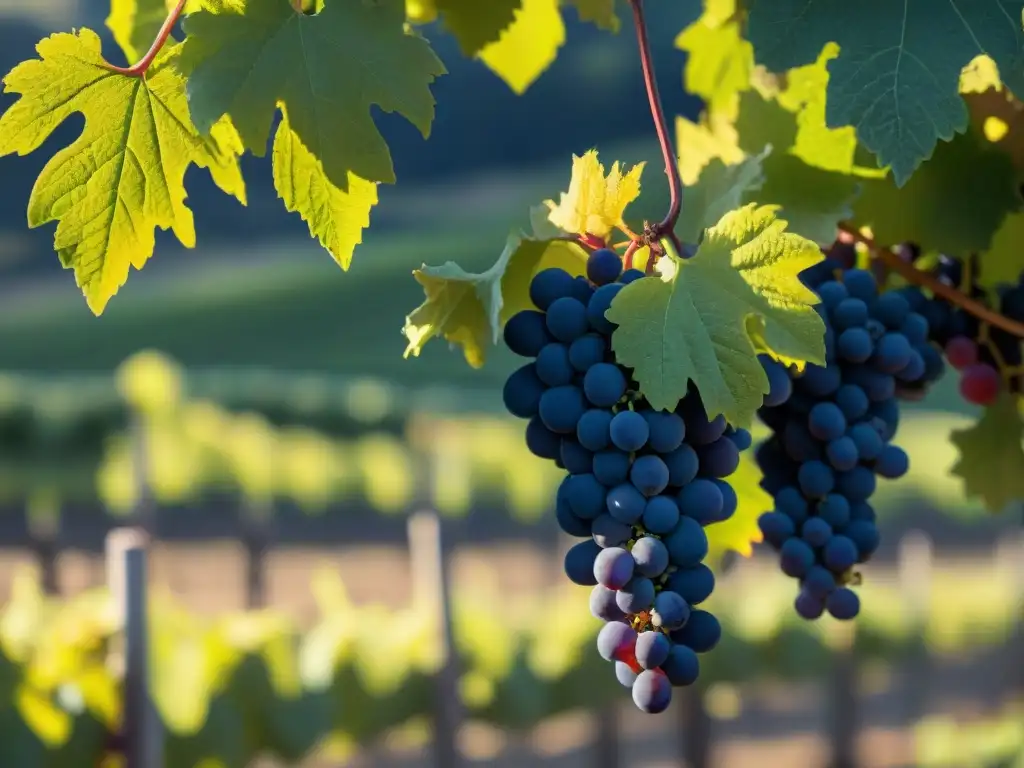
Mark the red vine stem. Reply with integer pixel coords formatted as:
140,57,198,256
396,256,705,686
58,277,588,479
837,224,1024,339
104,0,188,77
628,0,683,248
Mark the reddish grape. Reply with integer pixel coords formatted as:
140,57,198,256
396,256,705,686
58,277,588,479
959,363,1002,406
945,335,978,371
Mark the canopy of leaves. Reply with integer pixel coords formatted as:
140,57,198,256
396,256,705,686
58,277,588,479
0,32,245,315
605,206,826,426
949,395,1024,513
745,0,1024,185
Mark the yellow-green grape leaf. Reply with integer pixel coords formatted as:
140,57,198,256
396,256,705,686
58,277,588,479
434,0,522,56
272,106,378,270
979,212,1024,290
0,31,246,315
562,0,620,32
605,205,826,425
403,233,586,367
105,0,202,64
705,451,770,563
183,0,446,187
851,127,1022,257
949,395,1024,513
676,113,744,185
746,0,1024,185
678,149,767,245
545,149,644,240
479,0,566,95
675,0,751,116
406,0,438,25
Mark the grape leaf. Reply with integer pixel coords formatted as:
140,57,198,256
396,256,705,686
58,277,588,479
980,212,1024,289
852,127,1021,256
949,395,1024,513
675,0,751,115
705,451,769,562
676,113,745,185
105,0,201,63
0,31,246,315
605,205,826,426
479,0,566,95
183,0,446,187
271,106,378,269
678,149,767,244
544,150,645,240
403,234,587,367
745,0,1024,185
563,0,620,32
434,0,522,56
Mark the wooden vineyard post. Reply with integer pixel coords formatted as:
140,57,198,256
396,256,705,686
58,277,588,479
408,508,464,768
107,528,163,768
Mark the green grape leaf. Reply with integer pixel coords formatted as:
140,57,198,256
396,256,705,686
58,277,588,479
478,0,566,94
678,149,767,245
980,212,1024,289
562,0,620,32
0,31,246,315
105,0,202,63
851,127,1022,257
675,0,751,114
675,113,745,185
403,233,586,367
745,0,1024,185
271,106,378,269
705,451,770,563
949,395,1024,513
183,0,446,187
434,0,522,56
605,205,826,425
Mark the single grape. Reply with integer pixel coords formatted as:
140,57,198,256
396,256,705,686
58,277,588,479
761,355,794,407
835,466,875,502
843,269,877,302
610,410,650,451
832,297,869,329
802,565,836,599
652,590,690,630
560,439,593,475
616,576,656,614
825,436,859,471
662,516,709,568
632,535,671,577
591,513,633,548
635,631,672,670
503,310,552,357
758,511,795,548
535,343,574,386
577,408,613,451
555,491,591,537
780,537,815,578
874,444,909,478
593,546,635,589
727,427,753,451
838,327,873,363
847,422,883,460
606,483,647,525
666,564,715,606
661,644,700,686
525,417,561,460
565,473,606,519
798,364,842,396
615,661,639,688
835,384,869,421
795,589,825,620
596,621,638,662
713,479,738,523
643,410,687,453
587,283,624,334
619,268,646,284
546,296,590,343
563,539,601,585
593,449,631,486
538,385,586,433
631,454,671,497
663,444,700,486
900,312,929,345
817,494,851,528
874,333,913,373
842,519,881,560
959,363,1001,406
872,291,909,328
697,436,740,478
583,362,628,407
572,275,595,304
801,516,833,547
503,364,545,419
818,280,848,308
632,669,672,714
808,402,847,441
588,248,623,286
826,587,860,620
776,486,809,522
670,609,720,653
798,460,835,499
590,585,627,621
530,268,575,311
642,495,681,534
568,333,607,372
677,479,724,525
823,535,858,572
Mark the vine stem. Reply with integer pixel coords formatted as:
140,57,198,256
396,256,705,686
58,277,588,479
104,0,188,77
837,224,1024,339
628,0,683,248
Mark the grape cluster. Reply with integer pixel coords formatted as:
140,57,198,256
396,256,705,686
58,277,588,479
502,249,746,714
755,266,929,621
895,254,1023,405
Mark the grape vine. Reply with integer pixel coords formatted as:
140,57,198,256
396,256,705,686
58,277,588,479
0,0,1022,722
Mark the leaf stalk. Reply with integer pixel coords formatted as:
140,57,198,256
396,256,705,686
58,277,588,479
104,0,189,77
